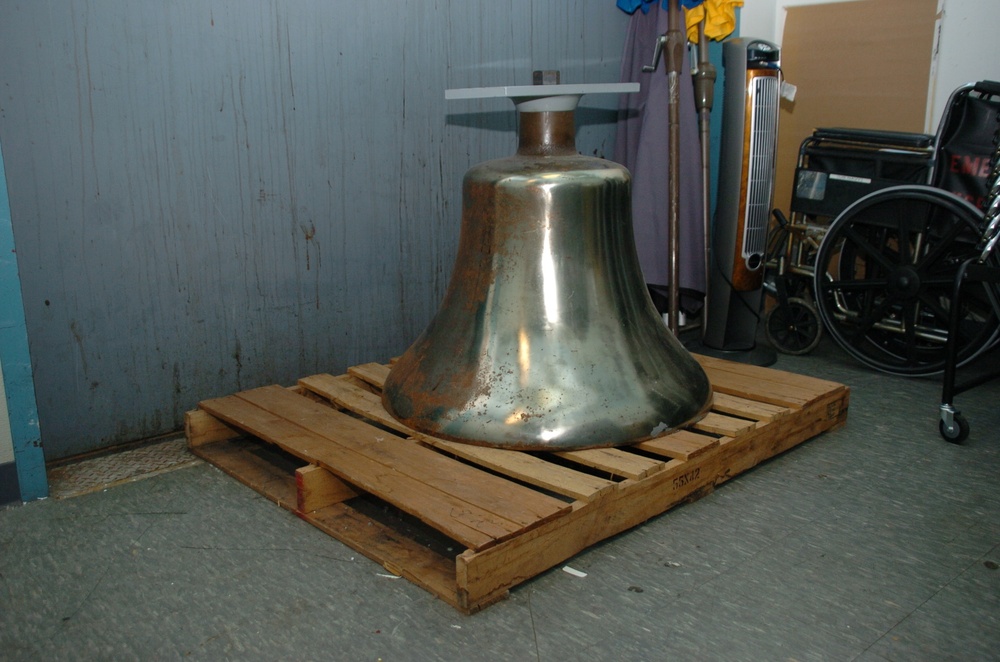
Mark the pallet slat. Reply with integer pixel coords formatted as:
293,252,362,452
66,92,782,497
200,387,567,551
710,392,789,422
694,353,840,408
554,447,663,479
300,373,409,434
347,362,391,389
692,411,757,437
425,438,616,502
187,353,849,613
634,429,719,461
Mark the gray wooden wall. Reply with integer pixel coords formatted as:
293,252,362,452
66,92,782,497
0,1,629,459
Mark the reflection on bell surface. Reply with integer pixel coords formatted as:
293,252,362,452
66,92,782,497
382,82,712,450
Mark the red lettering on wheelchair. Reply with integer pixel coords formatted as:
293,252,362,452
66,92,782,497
950,154,991,178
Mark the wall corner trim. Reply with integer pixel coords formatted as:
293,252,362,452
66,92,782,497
0,142,48,502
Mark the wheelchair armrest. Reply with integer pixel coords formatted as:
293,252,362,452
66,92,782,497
812,127,935,149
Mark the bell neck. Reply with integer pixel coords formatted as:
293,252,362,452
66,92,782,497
517,110,577,157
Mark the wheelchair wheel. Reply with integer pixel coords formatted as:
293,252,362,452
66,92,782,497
813,185,1000,376
939,412,970,444
765,297,822,355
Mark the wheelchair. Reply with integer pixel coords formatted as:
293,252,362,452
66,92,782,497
766,80,1000,377
938,191,1000,443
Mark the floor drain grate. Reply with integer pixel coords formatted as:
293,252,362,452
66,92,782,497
47,437,201,499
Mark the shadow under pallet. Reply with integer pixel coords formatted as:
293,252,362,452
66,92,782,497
185,354,849,613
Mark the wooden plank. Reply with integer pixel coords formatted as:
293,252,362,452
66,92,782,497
695,353,843,408
695,353,823,401
340,372,379,395
710,392,790,423
347,362,391,389
296,464,358,513
696,352,843,392
428,438,615,502
186,383,316,448
706,374,812,409
634,429,719,461
692,412,757,437
199,391,515,551
554,447,664,479
300,373,412,435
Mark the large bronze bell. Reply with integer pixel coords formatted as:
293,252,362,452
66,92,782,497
382,81,712,450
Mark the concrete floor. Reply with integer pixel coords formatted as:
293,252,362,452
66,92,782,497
2,336,998,661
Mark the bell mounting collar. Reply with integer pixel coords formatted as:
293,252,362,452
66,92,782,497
445,82,640,112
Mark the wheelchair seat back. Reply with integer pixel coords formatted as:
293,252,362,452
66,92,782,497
932,80,1000,210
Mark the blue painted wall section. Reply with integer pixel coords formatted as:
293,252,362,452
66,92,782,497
0,143,47,501
0,1,629,460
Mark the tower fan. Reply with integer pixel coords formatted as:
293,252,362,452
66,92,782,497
702,38,781,357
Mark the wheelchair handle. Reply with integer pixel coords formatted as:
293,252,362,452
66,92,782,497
973,80,1000,97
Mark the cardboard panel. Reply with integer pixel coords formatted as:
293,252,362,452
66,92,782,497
774,0,939,214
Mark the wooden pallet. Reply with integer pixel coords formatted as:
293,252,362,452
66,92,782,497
185,354,848,613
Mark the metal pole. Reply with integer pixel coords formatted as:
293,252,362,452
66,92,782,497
692,19,716,340
664,0,685,335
